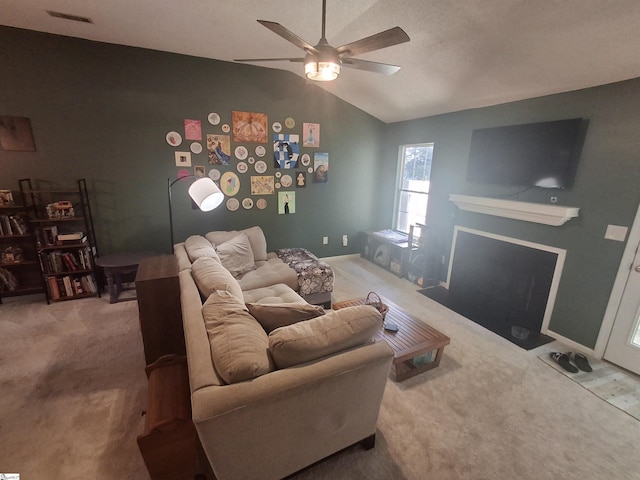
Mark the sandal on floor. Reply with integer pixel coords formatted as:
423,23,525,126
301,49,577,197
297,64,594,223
549,352,578,373
568,352,592,372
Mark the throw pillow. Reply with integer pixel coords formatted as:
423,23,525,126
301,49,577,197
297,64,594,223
202,290,273,384
241,226,268,262
206,226,268,262
215,233,256,277
246,302,326,333
184,235,219,263
268,305,382,369
191,256,244,301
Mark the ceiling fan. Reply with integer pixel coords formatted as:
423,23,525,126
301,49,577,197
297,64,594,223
234,0,410,81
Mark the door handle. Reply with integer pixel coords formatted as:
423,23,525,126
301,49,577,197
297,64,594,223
635,265,640,273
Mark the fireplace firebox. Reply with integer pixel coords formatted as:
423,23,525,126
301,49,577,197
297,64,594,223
422,227,565,349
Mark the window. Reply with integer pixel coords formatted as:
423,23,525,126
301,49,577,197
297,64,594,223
394,143,433,233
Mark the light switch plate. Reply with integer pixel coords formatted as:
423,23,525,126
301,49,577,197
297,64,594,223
605,225,628,242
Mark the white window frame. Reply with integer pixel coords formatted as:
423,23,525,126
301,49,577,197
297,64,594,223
394,143,434,234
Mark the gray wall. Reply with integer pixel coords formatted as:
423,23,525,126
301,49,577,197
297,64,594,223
0,26,385,258
383,80,640,348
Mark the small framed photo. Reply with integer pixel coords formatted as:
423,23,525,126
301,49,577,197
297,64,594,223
175,151,192,167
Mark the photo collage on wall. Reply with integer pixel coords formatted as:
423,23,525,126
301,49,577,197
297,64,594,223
165,111,328,214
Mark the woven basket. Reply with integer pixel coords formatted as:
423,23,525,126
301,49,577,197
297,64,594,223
365,291,388,319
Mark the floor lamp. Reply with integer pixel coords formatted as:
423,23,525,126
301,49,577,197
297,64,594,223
168,176,224,252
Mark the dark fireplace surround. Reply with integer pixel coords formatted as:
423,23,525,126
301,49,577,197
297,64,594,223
425,227,561,349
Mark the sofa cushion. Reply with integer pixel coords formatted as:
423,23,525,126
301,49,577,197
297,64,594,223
247,302,326,333
191,256,244,301
215,233,256,277
184,235,219,263
243,283,306,304
202,290,273,384
236,261,299,292
268,305,382,369
206,226,268,262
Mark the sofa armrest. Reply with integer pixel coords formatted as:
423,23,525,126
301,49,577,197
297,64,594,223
192,340,392,419
191,341,393,480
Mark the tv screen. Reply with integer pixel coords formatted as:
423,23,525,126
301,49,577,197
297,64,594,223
466,118,585,189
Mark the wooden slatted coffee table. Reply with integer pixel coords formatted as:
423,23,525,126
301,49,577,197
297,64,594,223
333,296,450,381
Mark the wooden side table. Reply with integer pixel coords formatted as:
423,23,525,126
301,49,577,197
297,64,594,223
135,255,185,365
95,251,154,303
333,296,450,381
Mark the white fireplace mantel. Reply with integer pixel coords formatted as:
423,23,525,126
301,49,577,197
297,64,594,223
449,194,579,226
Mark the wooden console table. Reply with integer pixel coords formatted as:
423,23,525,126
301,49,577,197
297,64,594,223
137,354,200,480
333,296,450,381
135,255,185,365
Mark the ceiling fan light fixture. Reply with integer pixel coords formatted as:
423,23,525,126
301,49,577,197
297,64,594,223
305,51,341,81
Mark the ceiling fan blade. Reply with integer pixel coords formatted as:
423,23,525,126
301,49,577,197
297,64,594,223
257,20,319,55
342,58,402,75
235,57,305,63
336,26,410,58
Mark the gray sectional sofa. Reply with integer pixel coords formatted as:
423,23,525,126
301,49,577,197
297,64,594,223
174,226,394,480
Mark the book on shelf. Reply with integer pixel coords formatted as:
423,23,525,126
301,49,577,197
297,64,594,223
47,276,61,299
62,276,74,297
0,215,13,235
57,231,84,241
57,237,87,245
9,215,28,235
61,252,78,271
72,277,83,295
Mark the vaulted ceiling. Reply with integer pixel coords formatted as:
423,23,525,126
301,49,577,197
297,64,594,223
3,0,640,123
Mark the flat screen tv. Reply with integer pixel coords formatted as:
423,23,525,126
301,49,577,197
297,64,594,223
466,118,586,189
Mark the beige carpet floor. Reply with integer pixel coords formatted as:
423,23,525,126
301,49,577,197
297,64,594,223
1,255,639,480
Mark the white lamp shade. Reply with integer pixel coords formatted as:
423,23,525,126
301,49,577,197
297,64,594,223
188,177,224,212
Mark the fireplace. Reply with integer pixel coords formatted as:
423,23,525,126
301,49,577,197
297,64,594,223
423,227,565,349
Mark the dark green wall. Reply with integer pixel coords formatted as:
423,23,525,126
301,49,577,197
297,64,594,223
0,26,384,257
384,80,640,348
3,26,639,349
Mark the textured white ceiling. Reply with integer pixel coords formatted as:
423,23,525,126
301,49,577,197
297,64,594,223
2,0,640,123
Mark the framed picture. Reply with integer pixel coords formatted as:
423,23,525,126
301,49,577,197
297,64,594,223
207,134,232,165
194,165,205,178
295,172,306,188
184,119,202,141
313,152,329,183
232,111,268,143
273,134,300,169
302,123,320,147
220,172,240,197
175,151,192,167
0,116,36,151
278,191,295,214
250,176,275,195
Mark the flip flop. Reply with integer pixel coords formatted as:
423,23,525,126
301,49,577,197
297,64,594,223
568,352,592,372
549,352,578,373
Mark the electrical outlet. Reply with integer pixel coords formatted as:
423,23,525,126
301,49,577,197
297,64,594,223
322,236,329,245
342,235,348,247
605,225,628,242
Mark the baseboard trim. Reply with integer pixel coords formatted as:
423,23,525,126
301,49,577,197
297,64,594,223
544,329,597,358
320,253,360,261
